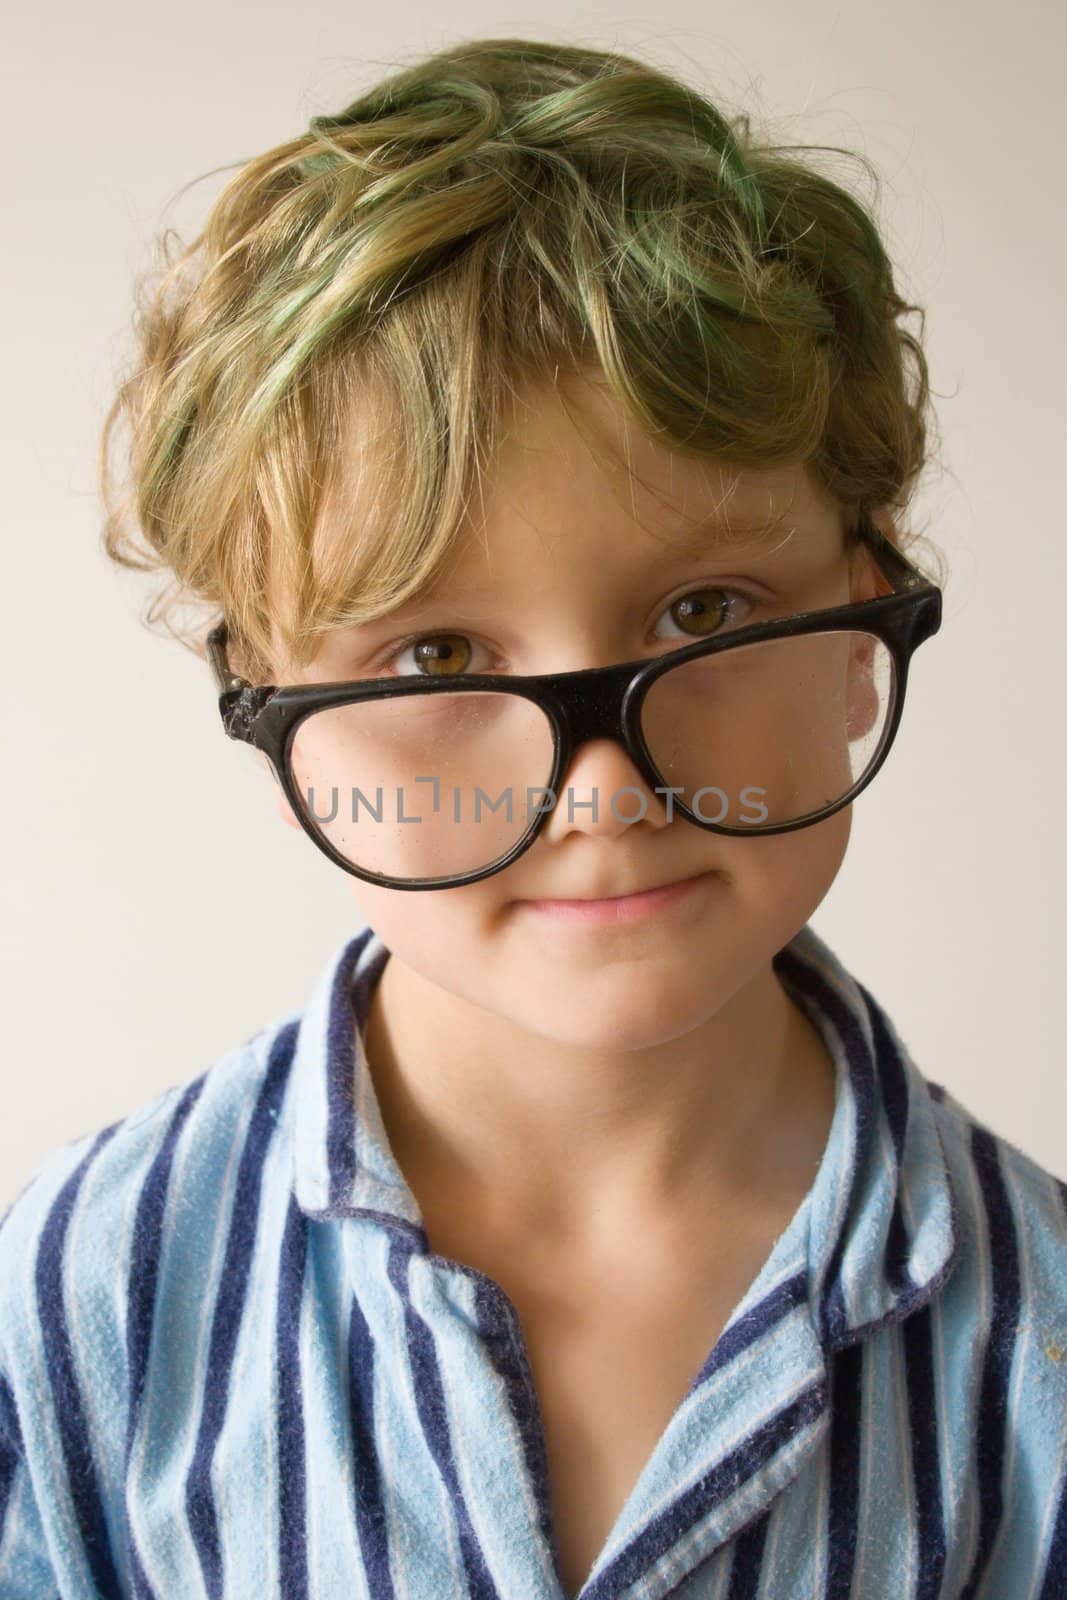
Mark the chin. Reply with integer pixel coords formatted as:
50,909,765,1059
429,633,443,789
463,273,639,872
502,954,749,1051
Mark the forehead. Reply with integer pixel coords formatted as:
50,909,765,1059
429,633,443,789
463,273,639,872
413,377,840,599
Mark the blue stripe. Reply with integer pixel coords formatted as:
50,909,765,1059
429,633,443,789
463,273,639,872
34,1124,126,1599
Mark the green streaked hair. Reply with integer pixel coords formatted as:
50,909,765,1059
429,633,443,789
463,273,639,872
99,35,943,685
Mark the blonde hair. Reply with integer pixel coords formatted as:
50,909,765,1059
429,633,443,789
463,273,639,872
100,35,942,685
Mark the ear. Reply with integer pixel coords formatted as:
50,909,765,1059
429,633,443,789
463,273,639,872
845,633,881,740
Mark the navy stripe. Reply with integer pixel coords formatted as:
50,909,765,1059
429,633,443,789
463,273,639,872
123,1075,206,1600
585,1382,828,1600
347,1281,397,1600
861,985,914,1294
325,929,376,1210
1039,1454,1067,1596
386,1234,503,1600
693,1270,809,1390
277,1193,310,1600
775,947,879,1346
958,1125,1022,1599
125,1076,206,1448
127,1527,161,1600
0,1367,22,1539
123,1075,207,1600
1036,1179,1067,1599
0,1367,23,1458
901,1304,947,1599
823,1338,862,1600
473,1276,558,1573
725,1506,771,1599
186,1025,294,1598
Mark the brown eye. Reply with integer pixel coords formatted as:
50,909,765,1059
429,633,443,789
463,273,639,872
389,632,475,677
660,587,751,640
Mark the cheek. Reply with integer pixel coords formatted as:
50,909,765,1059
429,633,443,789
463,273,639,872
343,877,506,996
721,807,852,933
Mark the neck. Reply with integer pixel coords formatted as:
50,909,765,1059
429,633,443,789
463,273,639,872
361,950,836,1249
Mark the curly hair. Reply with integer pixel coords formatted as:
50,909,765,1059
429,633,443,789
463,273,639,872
99,35,944,685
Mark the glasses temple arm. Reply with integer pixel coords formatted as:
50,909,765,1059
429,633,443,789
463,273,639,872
853,514,932,594
207,619,251,695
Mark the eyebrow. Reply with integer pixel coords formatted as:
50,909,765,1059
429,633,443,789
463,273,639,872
355,516,809,628
652,513,801,556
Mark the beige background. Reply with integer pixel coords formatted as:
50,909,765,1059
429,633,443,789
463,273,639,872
2,3,1064,1210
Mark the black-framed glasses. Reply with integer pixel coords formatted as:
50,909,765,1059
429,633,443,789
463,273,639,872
207,513,941,891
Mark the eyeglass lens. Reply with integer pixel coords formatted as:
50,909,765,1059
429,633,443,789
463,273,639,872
286,629,895,884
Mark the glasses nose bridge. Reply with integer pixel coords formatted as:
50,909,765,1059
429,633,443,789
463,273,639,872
552,659,639,760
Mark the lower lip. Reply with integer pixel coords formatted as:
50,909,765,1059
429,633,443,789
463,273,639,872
518,871,715,924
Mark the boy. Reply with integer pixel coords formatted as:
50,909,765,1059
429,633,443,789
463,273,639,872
2,35,1065,1600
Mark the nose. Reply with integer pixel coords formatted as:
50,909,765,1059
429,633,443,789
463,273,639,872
538,736,674,844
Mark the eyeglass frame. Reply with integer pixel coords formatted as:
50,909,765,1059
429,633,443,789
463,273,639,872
206,511,942,891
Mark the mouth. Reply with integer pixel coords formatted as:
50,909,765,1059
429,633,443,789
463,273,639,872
516,870,716,925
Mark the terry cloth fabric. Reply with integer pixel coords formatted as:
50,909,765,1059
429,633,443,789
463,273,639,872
0,921,1065,1600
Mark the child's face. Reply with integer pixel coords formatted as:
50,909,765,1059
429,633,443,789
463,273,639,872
268,373,882,1050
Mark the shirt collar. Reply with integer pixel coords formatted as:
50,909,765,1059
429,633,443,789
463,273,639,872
288,919,959,1351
